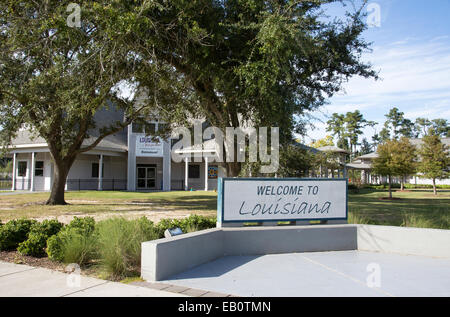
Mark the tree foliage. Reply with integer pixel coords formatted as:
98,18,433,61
309,135,334,148
417,132,449,195
0,1,153,204
126,0,377,175
326,110,374,157
380,107,414,140
1,0,377,202
372,137,417,198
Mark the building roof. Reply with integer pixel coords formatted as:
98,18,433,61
173,138,218,154
346,162,372,170
356,152,379,160
9,105,128,153
292,142,320,154
355,137,450,161
317,146,350,154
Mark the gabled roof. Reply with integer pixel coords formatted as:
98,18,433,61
9,105,128,152
356,152,379,160
173,138,218,154
317,145,350,154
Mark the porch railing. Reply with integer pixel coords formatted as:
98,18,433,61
66,179,127,191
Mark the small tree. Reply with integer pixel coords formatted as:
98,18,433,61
417,132,449,195
396,137,417,191
372,138,417,198
310,135,334,149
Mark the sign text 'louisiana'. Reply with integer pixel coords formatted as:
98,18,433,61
217,178,347,224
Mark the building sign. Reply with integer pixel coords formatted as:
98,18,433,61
136,135,164,157
208,166,218,179
217,178,347,224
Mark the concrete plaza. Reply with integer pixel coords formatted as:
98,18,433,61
160,250,450,297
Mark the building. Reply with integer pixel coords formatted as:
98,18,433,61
5,108,225,192
347,138,450,185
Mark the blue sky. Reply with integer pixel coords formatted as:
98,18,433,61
305,0,450,144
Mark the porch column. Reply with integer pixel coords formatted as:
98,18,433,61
184,157,189,191
30,152,35,192
11,153,16,191
98,154,103,191
204,156,208,191
162,140,171,191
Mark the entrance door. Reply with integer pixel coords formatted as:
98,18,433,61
137,166,156,189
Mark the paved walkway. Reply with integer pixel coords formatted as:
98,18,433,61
161,251,450,297
0,261,186,297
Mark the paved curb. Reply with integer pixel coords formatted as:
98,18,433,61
130,281,236,297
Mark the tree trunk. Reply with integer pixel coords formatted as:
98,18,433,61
433,178,437,195
388,175,392,199
400,176,404,191
226,161,242,177
46,161,71,205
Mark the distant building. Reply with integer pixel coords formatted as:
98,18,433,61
347,138,450,185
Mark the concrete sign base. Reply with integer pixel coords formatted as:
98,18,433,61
141,224,450,282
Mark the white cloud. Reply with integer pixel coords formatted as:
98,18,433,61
307,36,450,143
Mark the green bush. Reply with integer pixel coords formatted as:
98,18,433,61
46,234,65,262
65,216,96,235
45,215,215,279
58,228,98,265
96,217,159,279
0,219,37,251
17,220,63,257
155,215,217,238
46,217,97,264
17,233,48,257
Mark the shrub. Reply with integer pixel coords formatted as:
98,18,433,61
18,220,63,257
155,215,217,238
17,233,48,257
46,217,97,264
58,228,98,265
0,219,37,251
96,217,159,279
46,234,65,262
65,217,96,235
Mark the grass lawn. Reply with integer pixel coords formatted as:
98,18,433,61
0,190,217,223
348,188,450,229
0,188,449,229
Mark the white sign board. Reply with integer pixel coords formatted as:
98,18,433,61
136,135,164,157
217,178,347,223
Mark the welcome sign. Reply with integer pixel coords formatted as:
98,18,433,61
217,178,347,224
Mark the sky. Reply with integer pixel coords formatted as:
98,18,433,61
303,0,450,144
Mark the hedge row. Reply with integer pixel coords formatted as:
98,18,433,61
0,215,217,279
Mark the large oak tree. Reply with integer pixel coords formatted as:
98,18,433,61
0,1,156,204
125,0,377,176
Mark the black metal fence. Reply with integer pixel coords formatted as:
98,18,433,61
0,178,12,190
3,178,186,191
171,179,185,190
66,179,127,191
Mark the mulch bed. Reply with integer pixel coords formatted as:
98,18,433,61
0,251,105,279
0,250,66,272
